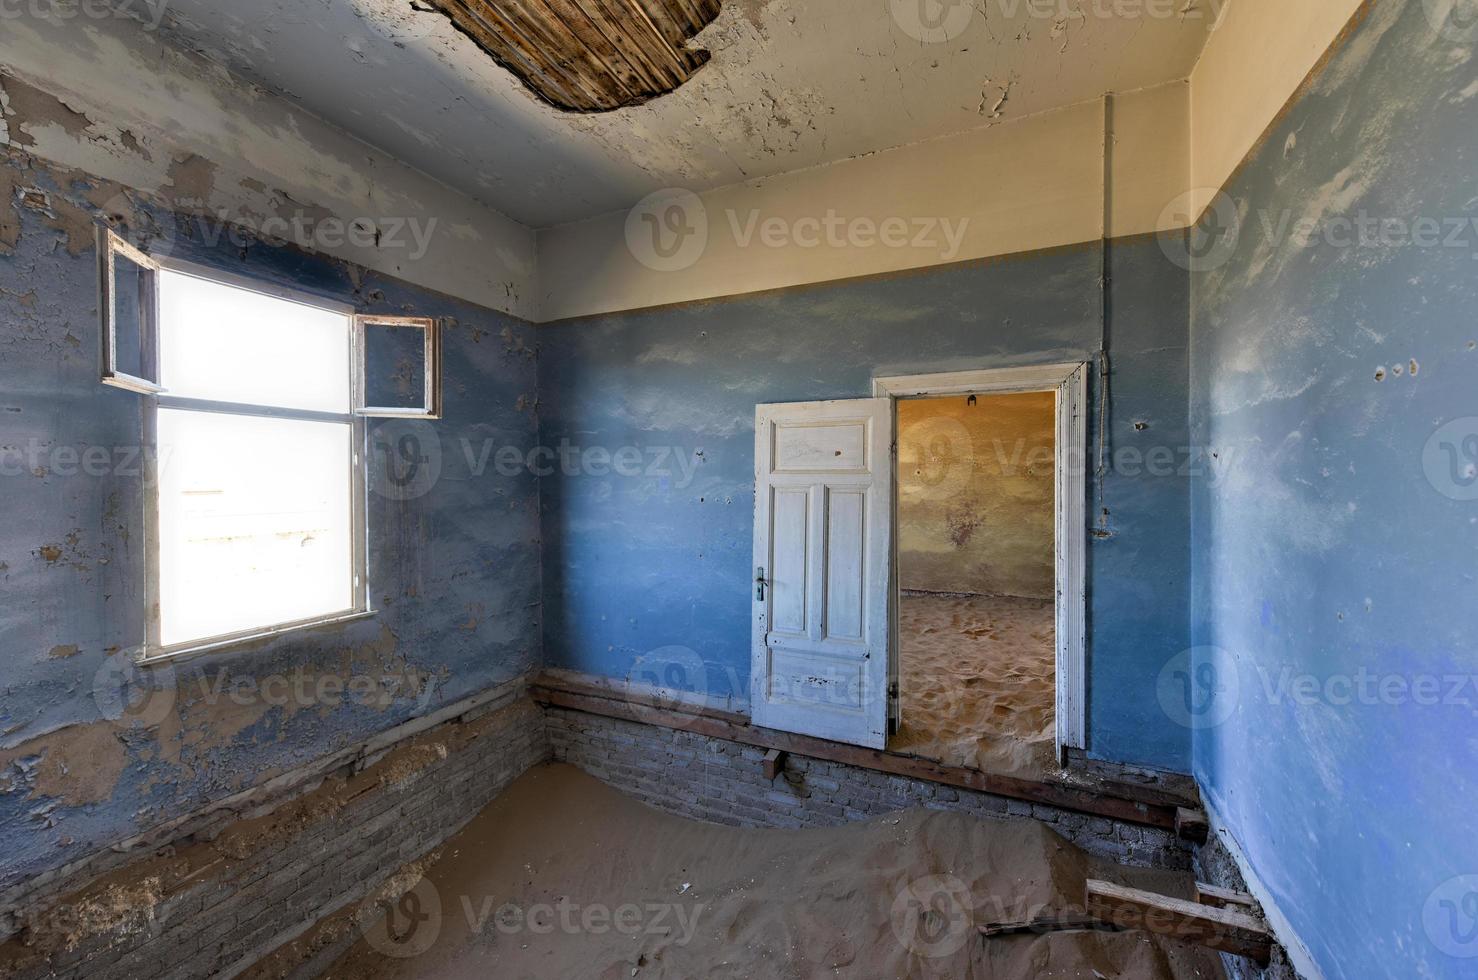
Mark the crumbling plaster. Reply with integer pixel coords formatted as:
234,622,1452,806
150,0,1217,227
0,145,542,892
0,15,536,319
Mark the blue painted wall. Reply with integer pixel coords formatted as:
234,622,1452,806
539,236,1194,772
1188,3,1478,976
0,150,541,890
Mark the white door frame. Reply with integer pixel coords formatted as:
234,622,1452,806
872,363,1089,757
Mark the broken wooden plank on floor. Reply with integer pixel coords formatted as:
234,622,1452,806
979,911,1124,938
762,748,786,780
1085,879,1272,964
1195,882,1259,912
1175,806,1209,844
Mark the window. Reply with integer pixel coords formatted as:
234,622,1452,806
147,264,367,656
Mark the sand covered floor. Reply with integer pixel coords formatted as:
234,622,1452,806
891,593,1057,778
327,764,1224,980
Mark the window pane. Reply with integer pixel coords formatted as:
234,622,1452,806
158,410,355,646
110,253,153,382
159,270,350,412
363,322,428,410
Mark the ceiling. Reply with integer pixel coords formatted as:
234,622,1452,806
154,0,1217,228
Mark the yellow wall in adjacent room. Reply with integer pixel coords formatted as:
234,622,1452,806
897,392,1056,600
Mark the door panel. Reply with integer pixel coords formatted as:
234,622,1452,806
752,399,892,748
824,489,866,642
769,487,810,635
773,420,870,472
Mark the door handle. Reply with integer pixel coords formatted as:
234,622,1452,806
755,567,767,602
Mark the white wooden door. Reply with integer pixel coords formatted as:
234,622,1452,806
752,399,893,748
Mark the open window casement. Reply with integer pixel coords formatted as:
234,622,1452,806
99,228,165,394
751,399,893,749
353,315,442,419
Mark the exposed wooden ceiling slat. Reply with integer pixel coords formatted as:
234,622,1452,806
539,0,650,103
582,0,685,89
523,0,643,107
423,0,722,112
433,0,601,109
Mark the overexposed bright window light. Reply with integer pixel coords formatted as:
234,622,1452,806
159,270,350,412
153,268,361,651
157,412,354,645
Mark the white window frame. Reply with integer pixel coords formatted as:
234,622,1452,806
135,259,371,665
99,229,165,395
354,315,442,419
872,363,1089,760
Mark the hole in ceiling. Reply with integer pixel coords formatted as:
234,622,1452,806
422,0,725,112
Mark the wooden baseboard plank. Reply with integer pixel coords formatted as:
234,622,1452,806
532,680,1180,830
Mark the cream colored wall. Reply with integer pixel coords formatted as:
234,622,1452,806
536,0,1373,324
1,4,1360,323
897,393,1056,600
538,82,1190,322
1187,0,1367,217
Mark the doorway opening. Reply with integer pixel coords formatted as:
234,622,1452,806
874,364,1088,778
890,391,1058,776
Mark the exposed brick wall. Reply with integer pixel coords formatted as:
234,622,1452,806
0,694,550,980
544,707,1192,871
2,696,1244,980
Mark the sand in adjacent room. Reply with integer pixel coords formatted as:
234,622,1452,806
322,764,1224,980
891,593,1058,779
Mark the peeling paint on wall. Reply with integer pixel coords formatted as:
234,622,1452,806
0,17,536,317
0,146,540,892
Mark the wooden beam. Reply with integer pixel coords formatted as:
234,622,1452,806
1175,806,1210,844
1085,879,1272,964
1195,883,1259,912
761,748,786,780
1062,748,1202,810
979,911,1123,938
530,678,1184,830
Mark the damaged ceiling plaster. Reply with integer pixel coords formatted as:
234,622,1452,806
139,0,1216,227
423,0,723,112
